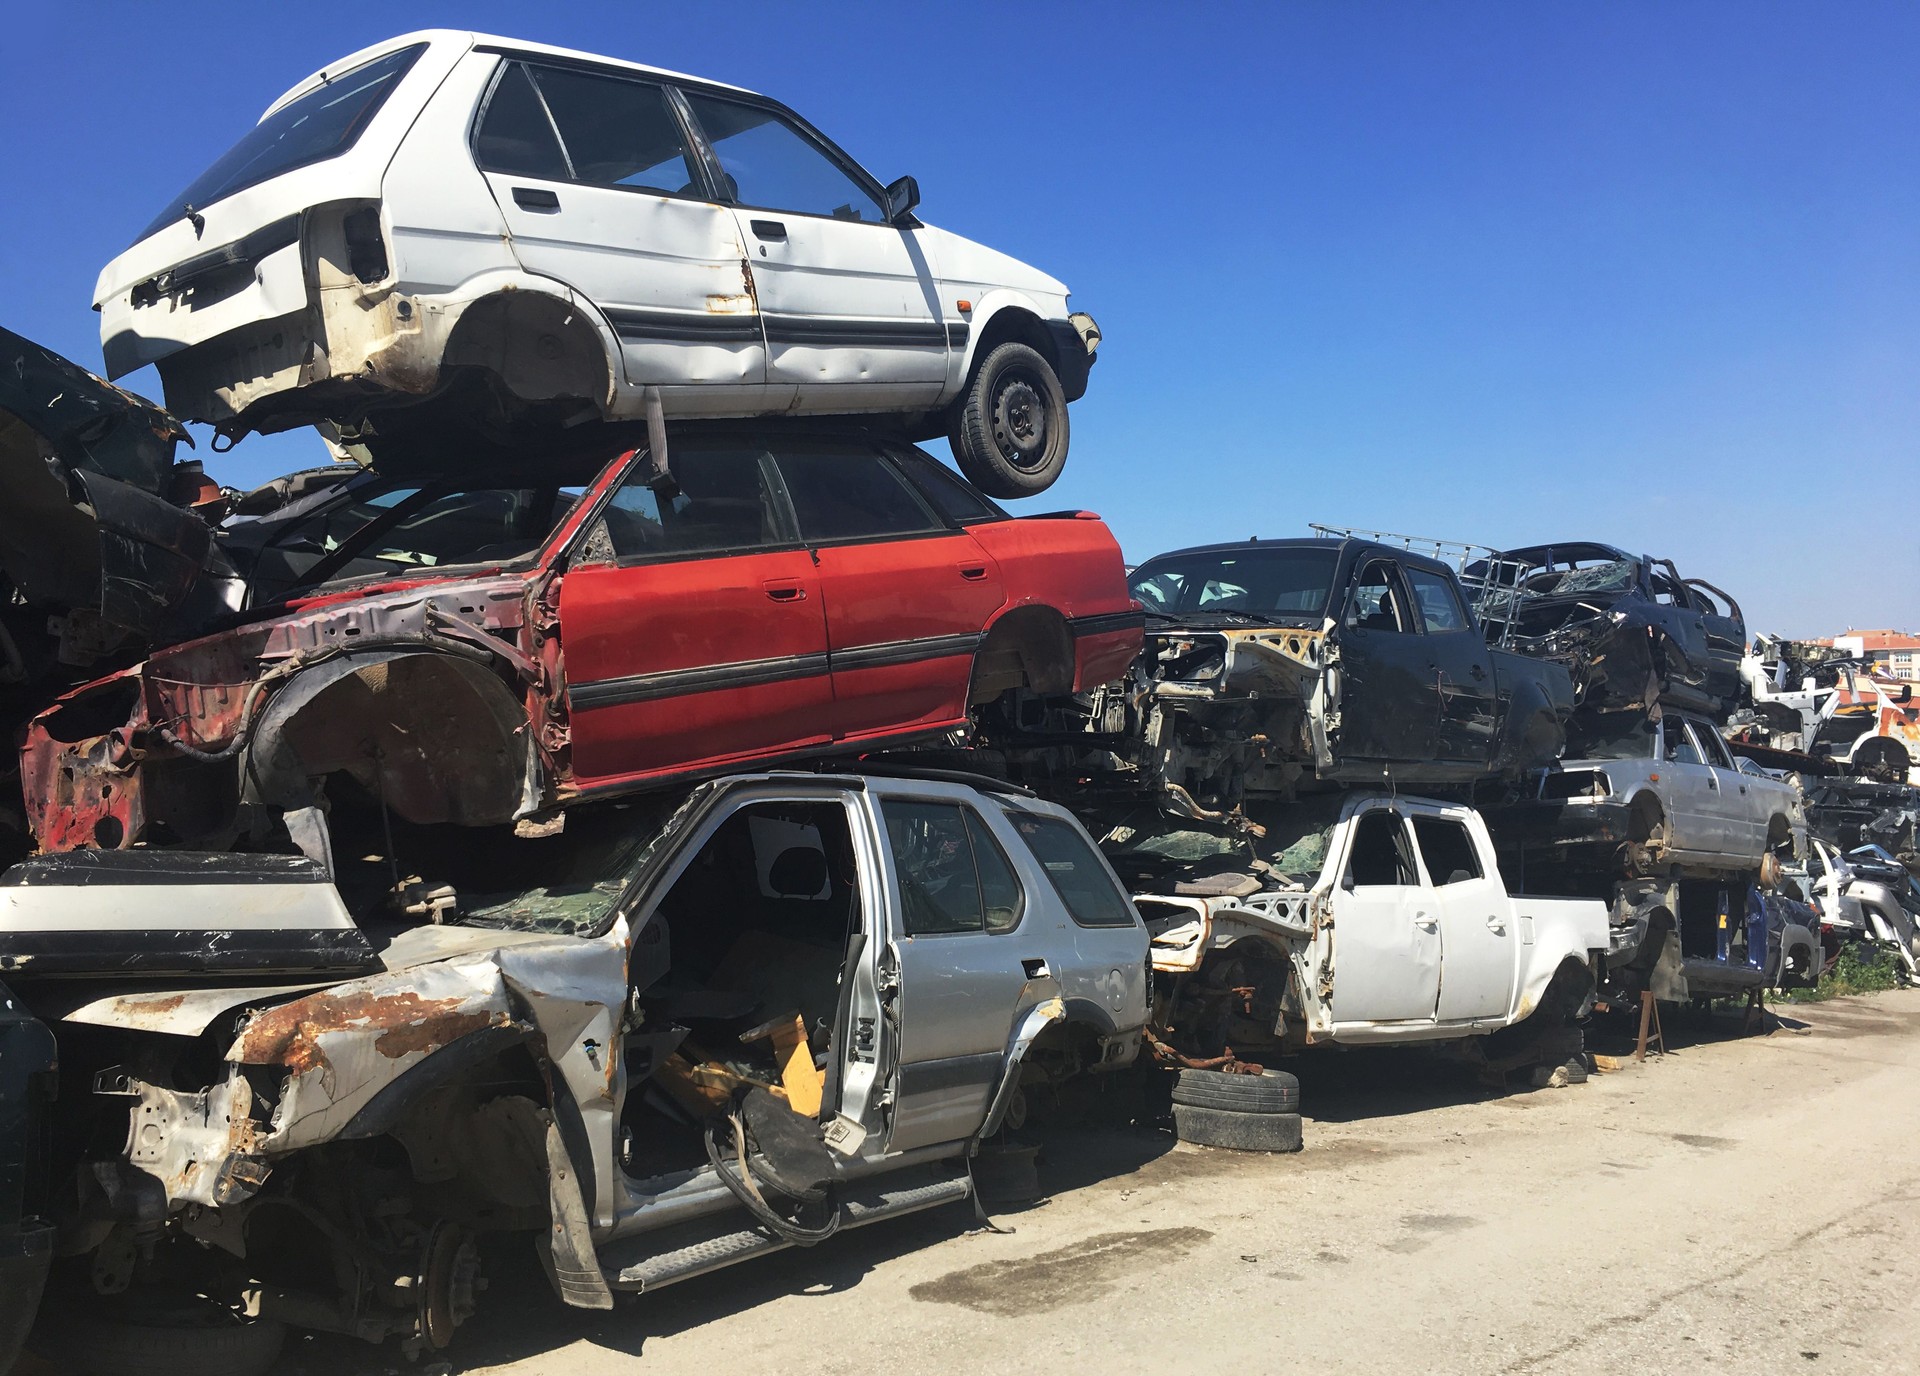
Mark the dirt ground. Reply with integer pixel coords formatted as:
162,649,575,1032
41,990,1920,1376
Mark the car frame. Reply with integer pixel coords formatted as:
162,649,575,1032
93,31,1100,497
21,427,1141,863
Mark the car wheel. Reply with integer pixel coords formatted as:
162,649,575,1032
950,342,1070,498
33,1292,286,1376
1172,1104,1304,1153
1169,1067,1301,1114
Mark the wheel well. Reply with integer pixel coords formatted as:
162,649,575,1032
969,606,1075,704
248,652,530,828
1853,736,1911,773
443,292,614,411
1628,793,1665,840
967,307,1056,385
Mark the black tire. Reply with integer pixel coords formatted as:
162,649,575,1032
32,1293,286,1376
1169,1068,1301,1114
949,342,1070,498
1172,1105,1304,1153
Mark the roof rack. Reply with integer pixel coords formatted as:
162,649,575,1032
811,758,1036,798
1308,523,1526,647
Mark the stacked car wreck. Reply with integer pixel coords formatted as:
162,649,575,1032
2,25,1917,1376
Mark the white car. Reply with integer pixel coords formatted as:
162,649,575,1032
93,31,1100,497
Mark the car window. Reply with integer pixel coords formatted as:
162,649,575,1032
1650,563,1690,606
1566,714,1657,760
885,800,1023,936
1347,560,1413,633
142,44,424,239
1128,548,1337,619
354,488,568,569
516,65,701,193
1695,724,1736,770
474,63,569,181
1003,812,1137,927
889,448,1005,525
1410,816,1483,885
684,94,885,220
771,446,943,543
1346,810,1417,887
1662,720,1704,767
596,448,796,560
1404,568,1470,634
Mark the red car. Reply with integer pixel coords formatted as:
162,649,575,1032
23,430,1140,862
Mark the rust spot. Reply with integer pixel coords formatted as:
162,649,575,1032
373,1009,497,1059
126,994,186,1015
234,989,500,1070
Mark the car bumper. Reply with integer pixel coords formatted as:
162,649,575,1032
1046,316,1098,403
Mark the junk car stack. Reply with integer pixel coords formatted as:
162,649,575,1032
0,26,1914,1376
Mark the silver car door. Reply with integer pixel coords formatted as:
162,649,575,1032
681,90,951,411
877,794,1034,1153
1657,717,1718,859
1328,807,1441,1025
1692,721,1763,857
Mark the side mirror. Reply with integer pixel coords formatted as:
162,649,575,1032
884,174,920,223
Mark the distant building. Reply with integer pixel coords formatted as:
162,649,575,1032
1832,628,1920,682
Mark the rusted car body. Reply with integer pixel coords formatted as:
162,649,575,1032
1033,538,1572,825
1467,542,1744,715
3,772,1146,1357
21,430,1140,865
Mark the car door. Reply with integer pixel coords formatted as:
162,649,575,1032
1648,560,1712,692
680,90,951,411
470,59,774,409
1328,807,1441,1025
1327,558,1439,769
1692,721,1765,857
877,794,1035,1152
767,439,1005,741
1410,809,1516,1022
1402,564,1499,770
1657,717,1725,859
558,444,833,786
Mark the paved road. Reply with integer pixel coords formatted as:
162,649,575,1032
181,992,1920,1374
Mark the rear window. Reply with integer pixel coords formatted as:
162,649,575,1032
141,45,425,240
1005,812,1138,928
890,448,1004,525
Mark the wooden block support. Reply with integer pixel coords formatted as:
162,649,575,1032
740,1010,825,1118
1635,991,1666,1062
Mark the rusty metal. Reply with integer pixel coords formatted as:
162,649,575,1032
1142,1024,1264,1075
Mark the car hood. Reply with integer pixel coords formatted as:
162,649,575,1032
919,224,1069,301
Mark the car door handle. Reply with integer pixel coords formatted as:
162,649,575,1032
750,218,787,240
1469,663,1487,680
958,565,988,581
1413,912,1438,932
513,187,561,211
1022,958,1051,980
1707,778,1719,790
1486,914,1507,933
764,580,806,602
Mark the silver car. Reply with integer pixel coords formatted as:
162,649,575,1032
1528,712,1804,878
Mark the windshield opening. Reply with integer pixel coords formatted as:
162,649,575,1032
1129,547,1338,621
140,44,424,240
1566,713,1657,761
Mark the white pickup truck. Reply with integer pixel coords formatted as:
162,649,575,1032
1137,794,1609,1066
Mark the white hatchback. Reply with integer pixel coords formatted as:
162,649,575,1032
94,31,1100,496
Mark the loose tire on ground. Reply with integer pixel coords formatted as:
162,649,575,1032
1172,1105,1304,1153
32,1294,286,1376
949,341,1070,498
1170,1068,1301,1114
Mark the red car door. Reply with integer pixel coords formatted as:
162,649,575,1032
559,444,833,786
768,440,1006,741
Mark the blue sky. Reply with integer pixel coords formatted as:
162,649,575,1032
5,1,1914,636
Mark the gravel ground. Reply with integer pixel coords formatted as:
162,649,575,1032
30,990,1920,1376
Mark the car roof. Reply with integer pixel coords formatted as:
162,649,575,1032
1131,536,1456,578
1493,541,1637,565
263,29,755,120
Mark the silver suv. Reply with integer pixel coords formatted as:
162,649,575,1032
4,771,1146,1360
